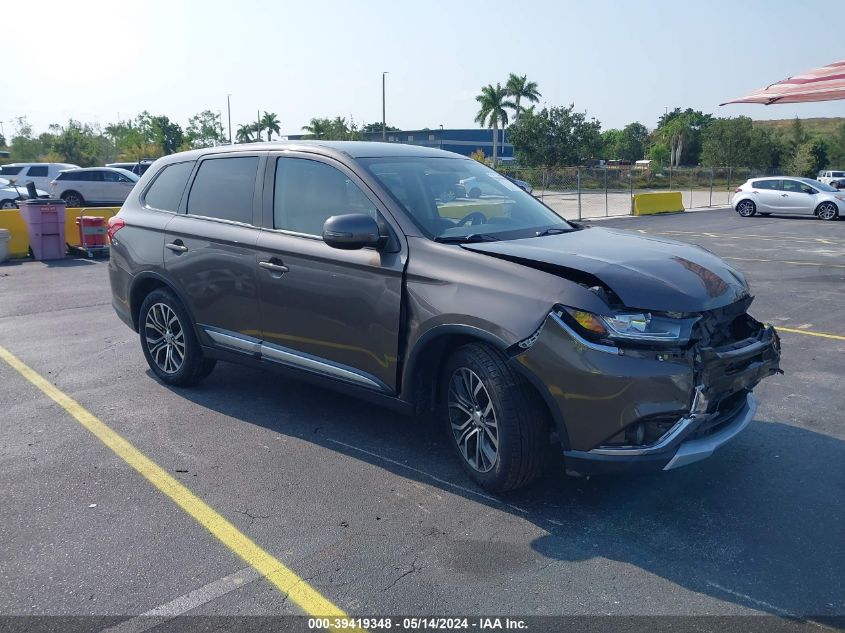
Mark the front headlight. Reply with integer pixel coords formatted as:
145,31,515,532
558,306,696,344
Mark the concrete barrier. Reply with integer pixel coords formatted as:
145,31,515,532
631,192,684,216
0,207,120,257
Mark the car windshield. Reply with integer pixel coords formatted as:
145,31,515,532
359,157,571,241
812,180,838,192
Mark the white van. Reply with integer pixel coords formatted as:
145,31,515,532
0,163,80,192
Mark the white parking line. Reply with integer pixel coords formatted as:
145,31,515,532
102,567,262,633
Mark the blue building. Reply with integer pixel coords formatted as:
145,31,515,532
287,128,514,160
362,128,513,160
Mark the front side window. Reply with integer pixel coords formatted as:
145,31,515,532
360,156,572,241
26,166,48,177
187,156,258,224
273,157,377,235
144,161,195,212
103,170,122,182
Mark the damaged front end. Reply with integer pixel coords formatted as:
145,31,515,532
512,295,782,476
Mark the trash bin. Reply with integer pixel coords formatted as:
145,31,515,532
76,216,107,248
0,228,10,263
17,198,67,260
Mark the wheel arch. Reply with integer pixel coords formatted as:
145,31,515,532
129,272,196,332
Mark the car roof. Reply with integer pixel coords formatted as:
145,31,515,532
60,166,128,172
153,141,467,167
4,162,78,168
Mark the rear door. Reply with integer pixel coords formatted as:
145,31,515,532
164,153,266,346
254,152,406,392
750,179,781,212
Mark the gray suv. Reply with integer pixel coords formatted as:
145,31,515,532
108,142,781,492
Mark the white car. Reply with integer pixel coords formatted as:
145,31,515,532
0,177,49,209
0,162,79,192
817,170,845,185
50,167,139,207
732,176,843,221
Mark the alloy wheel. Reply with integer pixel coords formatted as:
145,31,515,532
737,200,755,217
144,302,186,374
818,202,838,221
447,367,499,473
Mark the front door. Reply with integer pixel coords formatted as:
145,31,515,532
780,179,817,214
164,154,266,343
255,153,405,392
102,170,136,204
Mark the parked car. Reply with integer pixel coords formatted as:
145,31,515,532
0,162,79,192
106,160,155,176
50,167,140,207
732,176,843,221
816,170,845,185
0,178,50,209
108,142,781,492
504,174,533,194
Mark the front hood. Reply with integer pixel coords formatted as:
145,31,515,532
461,227,750,313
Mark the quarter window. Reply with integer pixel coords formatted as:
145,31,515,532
187,157,258,224
273,157,377,235
144,161,195,212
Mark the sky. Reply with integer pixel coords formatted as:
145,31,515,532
4,0,843,139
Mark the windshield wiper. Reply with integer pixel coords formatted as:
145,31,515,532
434,233,501,243
534,226,575,237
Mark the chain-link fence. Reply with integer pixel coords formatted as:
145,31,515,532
497,165,783,220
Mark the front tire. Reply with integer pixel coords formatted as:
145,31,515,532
0,199,17,209
441,343,549,492
138,288,216,386
816,201,839,221
736,199,756,217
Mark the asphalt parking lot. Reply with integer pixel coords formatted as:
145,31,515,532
0,208,843,631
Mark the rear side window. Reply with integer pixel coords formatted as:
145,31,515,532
144,161,194,212
0,166,23,176
187,157,258,224
752,180,778,190
26,166,48,177
59,171,90,181
273,157,377,235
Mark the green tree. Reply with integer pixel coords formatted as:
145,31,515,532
475,83,514,167
652,108,712,166
186,110,226,148
783,143,816,177
604,122,648,161
260,111,281,142
601,129,622,159
302,118,330,139
826,122,845,167
505,73,541,122
788,116,807,149
700,116,776,168
235,123,255,143
360,122,399,134
508,104,602,167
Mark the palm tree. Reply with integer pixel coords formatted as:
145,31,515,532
505,73,541,122
235,124,254,143
301,118,329,139
475,83,514,167
261,111,280,142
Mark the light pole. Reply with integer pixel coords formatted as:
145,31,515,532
439,124,443,150
227,94,233,144
382,71,389,141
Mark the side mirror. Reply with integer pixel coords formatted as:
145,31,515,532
322,213,383,250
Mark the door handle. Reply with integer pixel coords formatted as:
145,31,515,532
259,260,289,274
165,242,188,253
781,193,789,197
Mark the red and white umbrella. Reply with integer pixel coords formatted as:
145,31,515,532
720,60,845,105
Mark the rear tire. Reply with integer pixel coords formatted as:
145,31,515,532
736,199,756,217
440,343,549,492
0,199,16,209
138,288,216,386
816,201,839,221
61,191,84,207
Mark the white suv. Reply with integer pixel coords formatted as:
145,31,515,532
817,170,845,185
0,162,79,192
50,167,139,207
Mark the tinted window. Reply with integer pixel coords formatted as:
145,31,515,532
781,180,808,193
187,157,258,224
103,170,122,182
273,157,378,235
59,171,90,181
26,166,48,177
144,162,194,212
0,166,23,176
752,180,778,190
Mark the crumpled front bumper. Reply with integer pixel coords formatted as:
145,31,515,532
512,311,781,475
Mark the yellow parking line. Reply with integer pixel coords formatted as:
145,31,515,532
776,327,845,341
0,343,350,621
722,256,845,269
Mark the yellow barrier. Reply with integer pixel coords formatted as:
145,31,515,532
0,207,120,257
631,192,685,216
